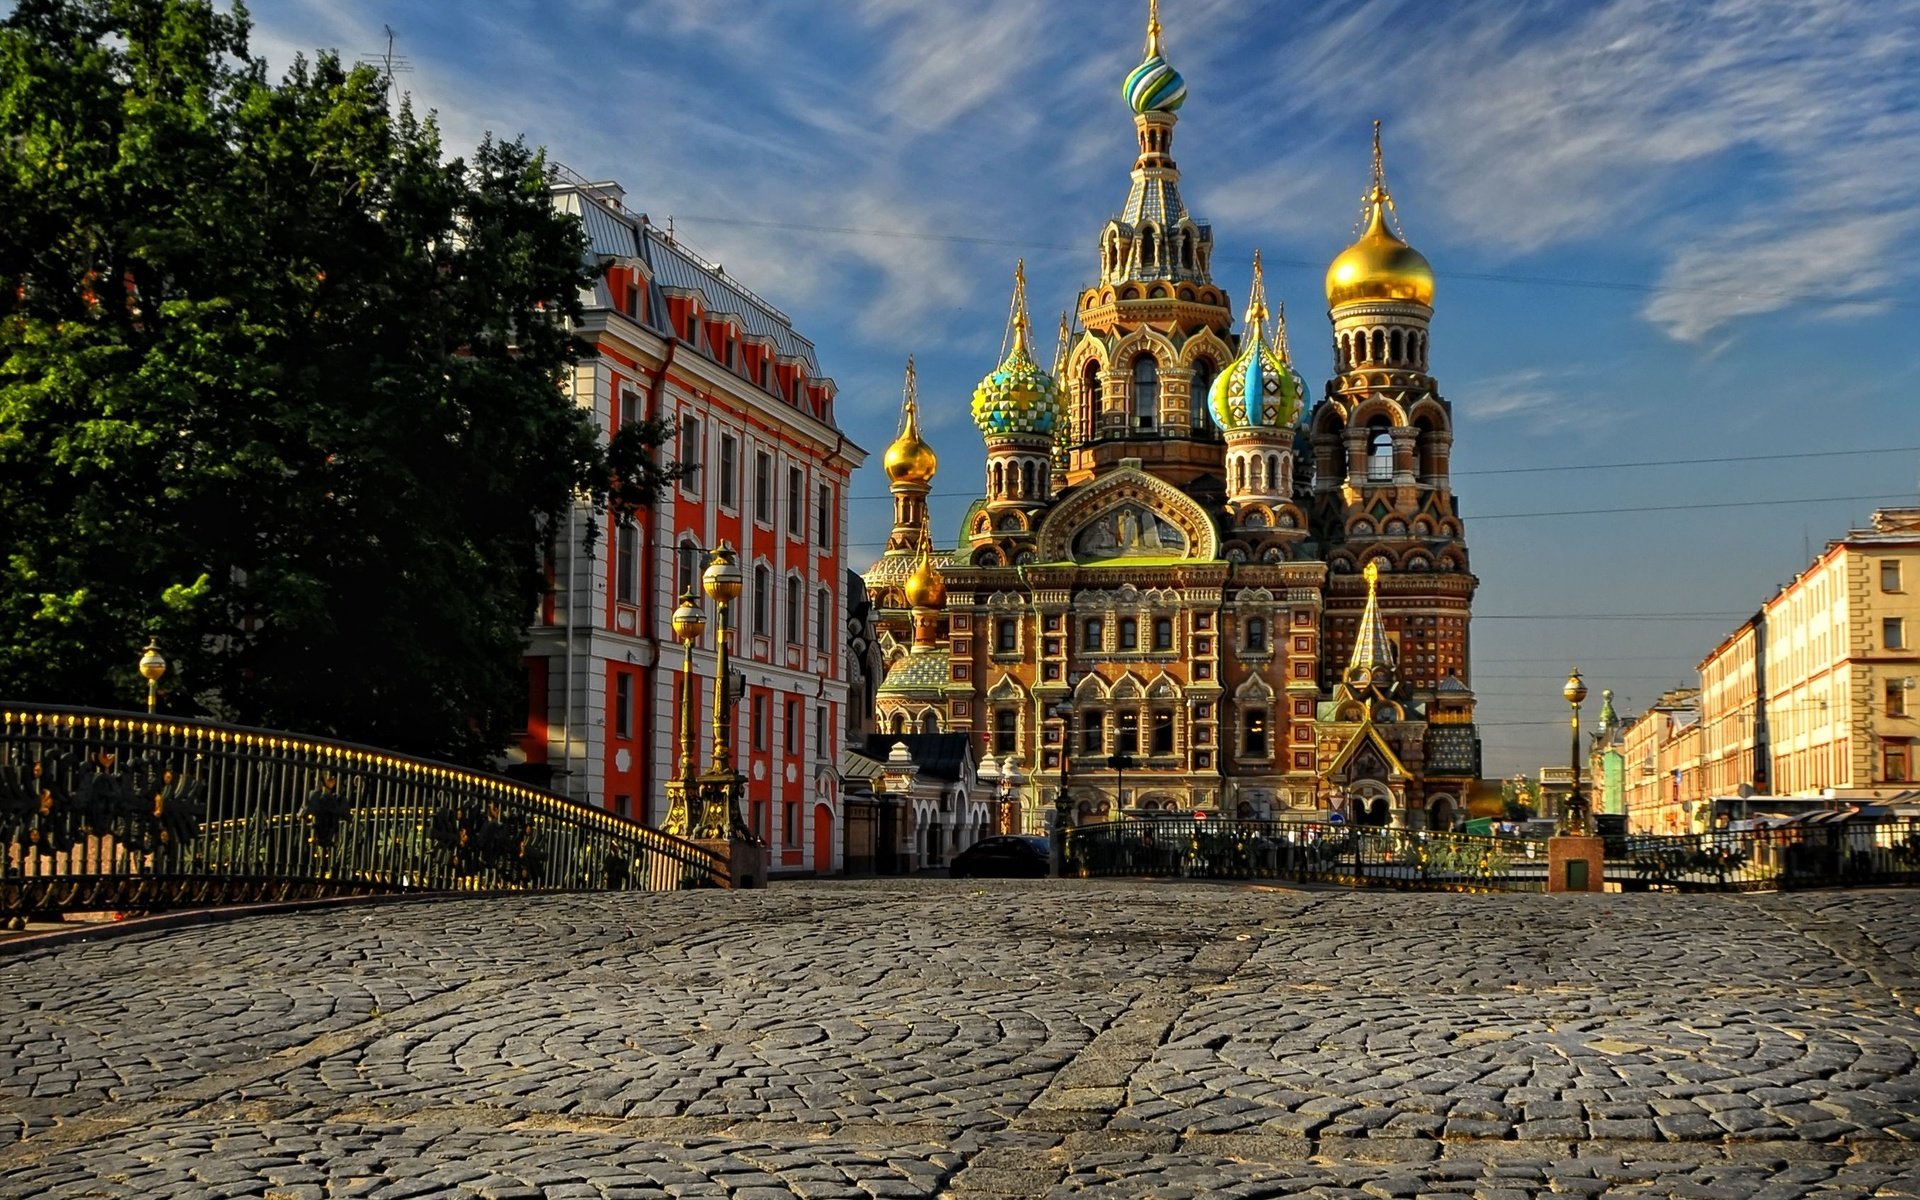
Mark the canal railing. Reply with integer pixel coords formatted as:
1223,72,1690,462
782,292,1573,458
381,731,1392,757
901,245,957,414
0,704,725,918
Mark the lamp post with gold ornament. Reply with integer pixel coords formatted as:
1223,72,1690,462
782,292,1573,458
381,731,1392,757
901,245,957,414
138,641,168,714
1562,668,1590,836
661,590,706,836
693,543,756,854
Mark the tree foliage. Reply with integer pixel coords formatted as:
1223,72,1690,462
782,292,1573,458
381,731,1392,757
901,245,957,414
0,0,677,761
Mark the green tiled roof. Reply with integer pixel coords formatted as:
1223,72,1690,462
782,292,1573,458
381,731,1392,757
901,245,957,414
878,648,950,694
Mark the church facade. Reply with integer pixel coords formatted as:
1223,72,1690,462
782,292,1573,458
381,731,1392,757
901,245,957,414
864,3,1481,835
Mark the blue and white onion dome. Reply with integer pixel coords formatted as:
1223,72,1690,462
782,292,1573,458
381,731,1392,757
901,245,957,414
1208,253,1304,430
971,263,1064,437
1123,9,1186,114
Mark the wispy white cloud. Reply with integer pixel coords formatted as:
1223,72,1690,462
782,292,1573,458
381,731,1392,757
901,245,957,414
1456,368,1627,436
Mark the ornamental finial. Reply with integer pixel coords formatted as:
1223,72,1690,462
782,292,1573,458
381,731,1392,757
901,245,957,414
1364,557,1380,590
1360,119,1406,239
1272,299,1290,361
1004,258,1032,355
898,354,919,436
1146,0,1163,57
1245,248,1268,325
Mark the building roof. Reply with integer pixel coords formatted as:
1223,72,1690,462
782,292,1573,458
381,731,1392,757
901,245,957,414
862,733,973,782
877,648,950,694
551,174,822,372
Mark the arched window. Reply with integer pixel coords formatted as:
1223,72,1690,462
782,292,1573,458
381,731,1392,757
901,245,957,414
1182,231,1195,269
1082,360,1104,430
1371,329,1385,362
990,461,1002,498
1235,457,1247,492
677,541,700,600
1132,356,1158,429
1338,333,1351,368
786,575,804,644
1268,453,1281,492
920,712,940,735
1368,426,1394,482
816,586,831,651
1389,329,1403,363
1190,359,1215,428
1022,461,1036,498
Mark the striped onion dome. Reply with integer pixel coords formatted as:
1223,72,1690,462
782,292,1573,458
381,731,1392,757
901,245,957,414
1208,252,1304,431
1123,2,1186,113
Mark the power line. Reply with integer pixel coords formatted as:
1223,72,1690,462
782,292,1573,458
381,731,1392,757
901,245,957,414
675,215,1919,311
844,445,1918,502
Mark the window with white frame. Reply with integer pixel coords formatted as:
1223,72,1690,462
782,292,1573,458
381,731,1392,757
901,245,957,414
677,414,702,492
753,565,772,636
1885,559,1904,592
615,520,638,605
816,586,831,651
787,466,803,536
753,450,772,523
676,541,700,602
718,434,738,508
816,483,833,550
787,575,803,644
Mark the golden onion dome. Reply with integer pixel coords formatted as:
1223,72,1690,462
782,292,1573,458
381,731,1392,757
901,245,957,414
1326,197,1434,309
1326,122,1434,310
903,553,946,609
884,432,937,485
883,355,938,485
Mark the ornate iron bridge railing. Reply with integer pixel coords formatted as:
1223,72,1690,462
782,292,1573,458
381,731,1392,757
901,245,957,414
1611,821,1920,892
1068,817,1550,892
0,704,725,918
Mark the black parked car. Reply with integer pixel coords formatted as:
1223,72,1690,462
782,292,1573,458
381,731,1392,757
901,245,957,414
949,835,1050,879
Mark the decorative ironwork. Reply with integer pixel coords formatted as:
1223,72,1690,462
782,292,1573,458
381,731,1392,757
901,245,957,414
1069,816,1548,893
0,704,724,918
1615,821,1920,893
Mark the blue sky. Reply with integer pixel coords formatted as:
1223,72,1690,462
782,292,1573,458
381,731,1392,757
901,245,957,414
249,0,1920,779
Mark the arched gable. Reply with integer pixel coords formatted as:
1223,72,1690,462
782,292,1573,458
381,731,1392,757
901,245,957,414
1035,467,1219,563
1177,327,1232,370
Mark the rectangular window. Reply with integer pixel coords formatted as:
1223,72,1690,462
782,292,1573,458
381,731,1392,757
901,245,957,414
996,618,1017,653
615,520,638,605
752,694,768,751
754,566,771,636
1151,709,1174,754
754,451,773,522
1082,617,1104,652
718,434,738,508
815,705,828,759
816,588,831,652
786,699,800,754
1153,617,1173,650
1118,617,1138,650
1244,709,1268,757
678,414,702,491
1245,617,1267,652
994,709,1017,755
1884,559,1904,592
787,576,803,644
787,466,803,536
1888,741,1911,783
817,483,833,550
784,800,800,846
1082,711,1105,754
676,541,700,602
614,673,633,739
613,794,630,818
1891,679,1910,718
1117,710,1140,755
1887,618,1907,651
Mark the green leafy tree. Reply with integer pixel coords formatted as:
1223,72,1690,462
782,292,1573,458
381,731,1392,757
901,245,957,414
1499,774,1541,822
0,0,680,761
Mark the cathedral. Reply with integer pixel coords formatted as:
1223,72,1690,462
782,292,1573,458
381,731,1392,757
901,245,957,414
863,3,1481,834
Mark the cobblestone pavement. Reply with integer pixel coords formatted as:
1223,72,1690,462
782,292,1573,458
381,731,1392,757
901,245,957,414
3,884,1919,1198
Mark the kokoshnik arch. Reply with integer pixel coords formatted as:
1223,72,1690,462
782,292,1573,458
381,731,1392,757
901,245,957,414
864,1,1482,833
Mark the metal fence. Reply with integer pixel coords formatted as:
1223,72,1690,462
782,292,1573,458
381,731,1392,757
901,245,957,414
1613,821,1920,892
1068,817,1549,892
0,705,724,918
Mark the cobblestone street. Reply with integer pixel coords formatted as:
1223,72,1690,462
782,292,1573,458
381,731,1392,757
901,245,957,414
2,882,1918,1198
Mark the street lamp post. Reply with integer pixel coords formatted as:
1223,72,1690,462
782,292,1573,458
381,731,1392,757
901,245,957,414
138,641,167,714
1563,668,1590,836
661,590,706,836
696,544,750,843
1051,699,1074,876
1107,752,1138,815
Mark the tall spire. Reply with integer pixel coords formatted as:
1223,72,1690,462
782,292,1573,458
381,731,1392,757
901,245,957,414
898,354,920,437
1005,258,1033,356
1245,247,1269,325
1345,560,1397,684
1145,0,1163,57
1272,299,1291,361
1361,118,1404,239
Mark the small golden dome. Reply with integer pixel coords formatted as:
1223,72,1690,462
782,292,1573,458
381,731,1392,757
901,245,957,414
1326,197,1433,309
884,433,938,485
904,554,946,609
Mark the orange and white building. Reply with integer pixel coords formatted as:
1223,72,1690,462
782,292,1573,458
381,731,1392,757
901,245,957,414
513,174,865,875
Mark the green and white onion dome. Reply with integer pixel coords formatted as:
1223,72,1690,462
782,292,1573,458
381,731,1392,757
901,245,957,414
1124,50,1186,113
971,335,1064,438
1207,317,1303,431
